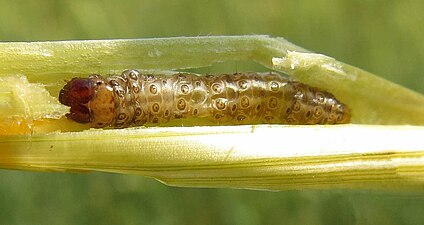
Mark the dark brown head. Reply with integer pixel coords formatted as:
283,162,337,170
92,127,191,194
59,78,95,124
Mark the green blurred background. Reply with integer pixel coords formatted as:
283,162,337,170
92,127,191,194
0,0,423,224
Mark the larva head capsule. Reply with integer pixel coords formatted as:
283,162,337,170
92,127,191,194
59,78,95,106
59,76,115,127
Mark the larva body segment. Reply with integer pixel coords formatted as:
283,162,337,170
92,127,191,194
59,70,350,128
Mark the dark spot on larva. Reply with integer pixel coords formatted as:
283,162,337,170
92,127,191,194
232,104,237,112
97,122,104,126
128,71,138,80
292,101,301,112
177,99,186,110
152,117,159,123
254,76,260,82
118,113,126,120
270,81,279,91
315,92,326,104
162,80,167,85
287,117,296,123
193,108,198,115
212,83,222,93
265,115,274,121
268,97,278,109
306,111,311,117
133,85,140,93
135,107,142,116
314,106,323,117
237,114,246,121
195,81,201,87
181,84,190,94
240,96,250,108
214,113,224,119
256,104,261,111
150,84,158,94
174,114,183,119
286,107,291,114
215,99,226,110
152,103,160,112
238,80,248,89
164,110,170,117
110,80,119,86
206,74,214,79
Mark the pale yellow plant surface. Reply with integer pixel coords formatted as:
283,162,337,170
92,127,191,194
0,36,423,191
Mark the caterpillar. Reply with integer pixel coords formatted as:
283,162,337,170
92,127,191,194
59,69,350,128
